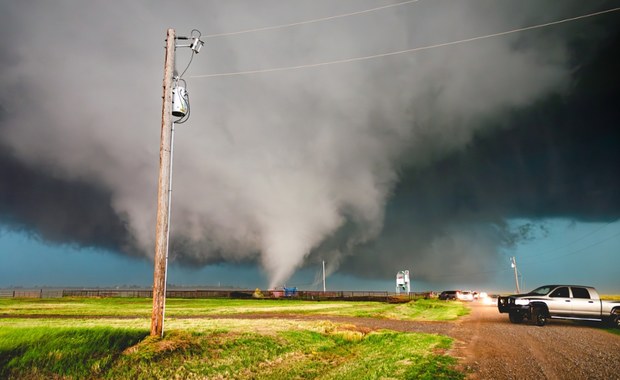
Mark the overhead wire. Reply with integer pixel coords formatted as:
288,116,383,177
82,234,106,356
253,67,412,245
178,50,195,79
178,29,202,78
420,227,620,280
420,267,512,280
519,229,620,266
189,7,620,79
203,0,420,38
519,218,619,258
408,221,620,280
173,29,201,124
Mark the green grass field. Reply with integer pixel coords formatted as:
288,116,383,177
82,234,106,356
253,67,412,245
0,297,468,320
0,297,468,379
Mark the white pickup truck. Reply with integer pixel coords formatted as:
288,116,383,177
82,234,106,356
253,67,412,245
498,285,620,327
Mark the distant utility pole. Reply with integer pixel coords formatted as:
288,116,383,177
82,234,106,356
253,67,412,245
322,260,326,292
151,28,176,338
510,256,521,294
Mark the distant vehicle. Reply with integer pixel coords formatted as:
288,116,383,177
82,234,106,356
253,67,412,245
439,290,460,300
476,292,497,305
498,285,620,327
458,291,474,302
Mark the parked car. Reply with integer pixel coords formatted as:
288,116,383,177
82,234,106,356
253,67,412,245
458,290,474,301
439,290,460,300
498,284,620,327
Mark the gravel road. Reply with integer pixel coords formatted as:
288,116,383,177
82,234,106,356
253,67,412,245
447,302,620,379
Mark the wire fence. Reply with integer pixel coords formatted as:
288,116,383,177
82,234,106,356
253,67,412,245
0,288,434,302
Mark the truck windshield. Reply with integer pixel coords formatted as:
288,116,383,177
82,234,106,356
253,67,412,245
529,286,554,295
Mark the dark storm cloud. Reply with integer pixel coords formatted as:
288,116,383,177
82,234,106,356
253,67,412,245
0,146,134,252
327,22,620,281
0,0,619,286
402,19,620,222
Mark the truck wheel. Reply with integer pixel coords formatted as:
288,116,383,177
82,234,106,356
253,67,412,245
533,306,547,326
509,312,523,323
612,311,620,329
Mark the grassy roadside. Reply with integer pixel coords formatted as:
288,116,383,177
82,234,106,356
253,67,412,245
0,326,146,379
0,298,467,379
109,327,461,379
1,325,462,379
0,297,468,320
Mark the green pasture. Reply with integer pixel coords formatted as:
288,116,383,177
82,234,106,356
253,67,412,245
0,297,467,379
0,296,468,320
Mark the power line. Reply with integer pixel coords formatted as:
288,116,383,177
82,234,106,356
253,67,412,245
190,7,620,79
421,267,511,280
423,228,620,279
419,224,620,280
520,229,620,266
520,219,619,258
203,0,420,38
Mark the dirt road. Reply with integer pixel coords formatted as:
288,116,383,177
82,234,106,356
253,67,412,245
446,302,620,379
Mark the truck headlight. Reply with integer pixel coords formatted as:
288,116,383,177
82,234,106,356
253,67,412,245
514,299,530,306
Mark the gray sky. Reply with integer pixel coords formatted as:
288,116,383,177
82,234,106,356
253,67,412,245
1,1,619,291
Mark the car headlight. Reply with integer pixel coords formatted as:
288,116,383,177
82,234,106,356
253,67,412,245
514,299,530,306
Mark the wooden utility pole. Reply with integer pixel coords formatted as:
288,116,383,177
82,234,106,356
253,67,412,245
322,260,326,292
151,28,175,337
511,256,521,294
